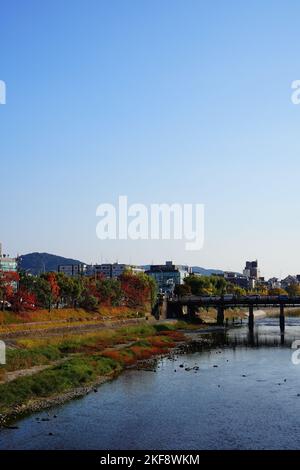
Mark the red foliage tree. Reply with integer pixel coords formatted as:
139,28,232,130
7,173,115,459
11,287,37,313
0,271,20,310
120,272,150,308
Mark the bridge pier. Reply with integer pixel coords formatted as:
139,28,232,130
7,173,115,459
248,328,255,346
217,306,224,326
166,301,183,319
280,304,285,332
187,305,197,320
248,305,254,330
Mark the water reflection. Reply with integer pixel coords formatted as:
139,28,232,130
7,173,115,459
226,316,300,348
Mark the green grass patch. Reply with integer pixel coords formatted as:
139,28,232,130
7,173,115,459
6,346,62,372
0,356,119,413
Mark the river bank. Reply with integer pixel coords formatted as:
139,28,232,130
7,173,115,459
0,321,219,427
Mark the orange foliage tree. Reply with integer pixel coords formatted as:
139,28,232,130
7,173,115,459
120,271,157,308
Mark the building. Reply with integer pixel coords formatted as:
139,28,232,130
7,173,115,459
267,277,281,289
89,263,144,279
281,275,299,290
243,260,260,279
242,260,262,289
0,244,18,298
0,243,17,272
58,262,144,279
223,272,249,289
58,264,87,276
146,261,191,294
93,263,112,278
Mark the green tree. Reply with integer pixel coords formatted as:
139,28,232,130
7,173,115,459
174,284,192,297
286,283,300,297
33,276,53,311
268,287,288,296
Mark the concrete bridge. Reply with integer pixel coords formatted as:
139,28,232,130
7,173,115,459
167,295,300,331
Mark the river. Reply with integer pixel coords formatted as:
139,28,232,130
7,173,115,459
1,316,300,450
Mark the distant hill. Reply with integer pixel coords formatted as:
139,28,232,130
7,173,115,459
19,252,85,275
191,266,224,276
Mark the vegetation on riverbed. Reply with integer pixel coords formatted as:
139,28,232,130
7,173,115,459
0,322,187,419
4,324,167,372
0,356,120,412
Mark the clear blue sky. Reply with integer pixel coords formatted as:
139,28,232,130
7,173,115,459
1,0,300,278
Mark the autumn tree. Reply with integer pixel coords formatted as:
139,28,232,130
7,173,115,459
120,271,157,308
11,288,37,313
95,277,122,306
0,271,19,310
32,274,60,312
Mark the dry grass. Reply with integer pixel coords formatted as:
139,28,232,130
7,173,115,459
159,330,186,340
0,306,149,337
0,305,147,327
198,307,247,323
102,335,177,365
0,308,97,325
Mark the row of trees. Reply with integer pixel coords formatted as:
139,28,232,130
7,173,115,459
0,270,157,313
174,274,300,298
174,275,246,297
2,270,300,313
